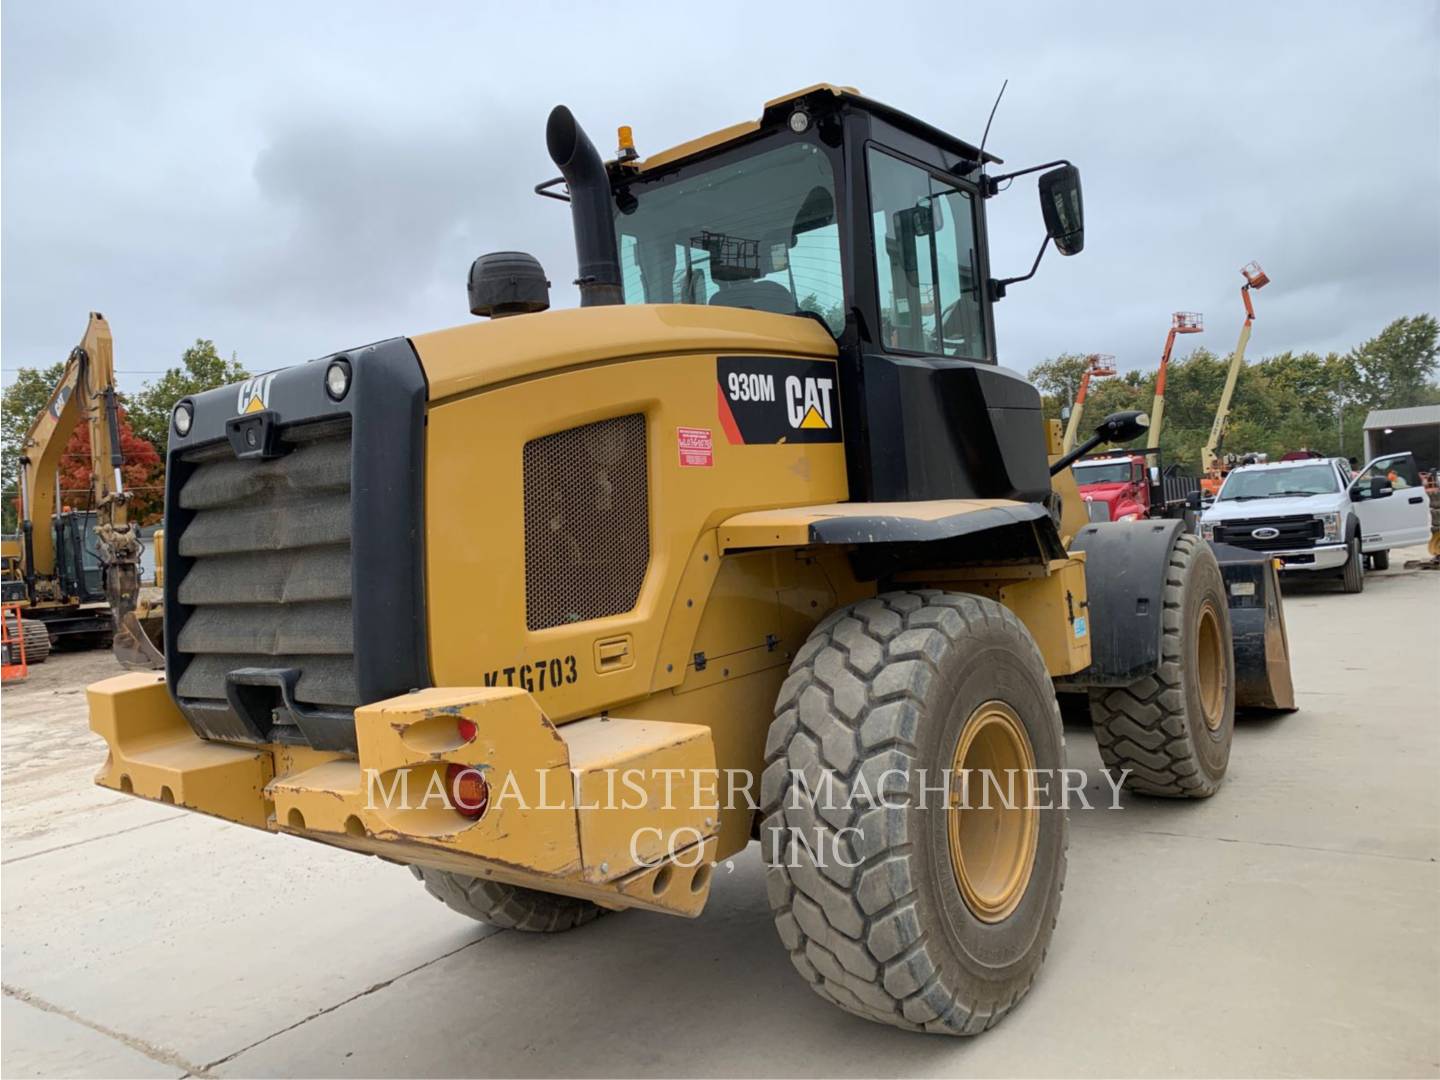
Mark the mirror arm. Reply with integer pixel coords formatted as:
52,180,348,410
1050,429,1106,476
990,235,1050,301
983,158,1072,197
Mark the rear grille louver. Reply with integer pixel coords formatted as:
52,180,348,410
173,420,357,708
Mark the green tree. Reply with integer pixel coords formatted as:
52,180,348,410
1,362,67,531
127,340,248,454
1348,315,1440,409
1028,353,1091,413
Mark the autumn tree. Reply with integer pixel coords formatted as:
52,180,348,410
56,408,164,522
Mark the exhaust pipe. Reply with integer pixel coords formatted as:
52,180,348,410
546,105,623,307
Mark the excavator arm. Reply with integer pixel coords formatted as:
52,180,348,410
16,313,164,669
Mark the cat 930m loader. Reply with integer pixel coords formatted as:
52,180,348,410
87,85,1294,1035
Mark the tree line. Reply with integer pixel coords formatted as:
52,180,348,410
1028,315,1439,471
1,340,248,531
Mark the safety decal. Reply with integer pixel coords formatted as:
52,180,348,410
677,426,714,467
716,356,842,445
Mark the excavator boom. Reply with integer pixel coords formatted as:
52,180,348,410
15,313,163,669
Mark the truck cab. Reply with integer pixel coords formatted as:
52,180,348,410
1071,453,1152,521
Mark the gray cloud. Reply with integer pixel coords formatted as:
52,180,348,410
3,1,1437,392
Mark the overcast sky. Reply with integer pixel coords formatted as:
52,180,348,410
3,1,1437,394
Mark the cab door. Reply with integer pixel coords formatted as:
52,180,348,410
1352,452,1430,550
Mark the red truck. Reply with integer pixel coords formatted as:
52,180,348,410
1072,449,1202,524
1072,453,1151,521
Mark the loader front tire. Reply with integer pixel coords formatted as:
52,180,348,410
1088,533,1234,798
409,867,606,933
760,591,1067,1035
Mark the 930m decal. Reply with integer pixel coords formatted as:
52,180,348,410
717,356,841,445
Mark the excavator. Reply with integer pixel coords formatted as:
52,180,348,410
6,313,164,669
1200,262,1270,494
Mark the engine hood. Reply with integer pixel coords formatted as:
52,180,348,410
411,304,838,403
1076,481,1129,505
1202,493,1344,522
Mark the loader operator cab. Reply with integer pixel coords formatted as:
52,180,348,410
540,85,1085,505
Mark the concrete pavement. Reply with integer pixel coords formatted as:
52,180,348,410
3,547,1437,1077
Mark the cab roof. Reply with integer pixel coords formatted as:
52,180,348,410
633,83,1001,174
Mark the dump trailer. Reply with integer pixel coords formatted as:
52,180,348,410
87,86,1295,1036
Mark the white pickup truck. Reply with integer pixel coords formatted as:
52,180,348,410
1199,452,1430,592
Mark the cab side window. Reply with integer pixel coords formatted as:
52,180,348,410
1360,453,1420,489
868,147,986,359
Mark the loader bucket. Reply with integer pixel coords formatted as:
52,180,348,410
1209,543,1295,711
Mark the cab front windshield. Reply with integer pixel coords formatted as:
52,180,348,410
1072,460,1132,485
614,140,844,333
1219,464,1339,500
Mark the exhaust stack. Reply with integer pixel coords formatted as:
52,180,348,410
546,105,623,307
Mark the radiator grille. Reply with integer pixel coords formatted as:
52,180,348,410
173,419,356,707
1212,514,1323,552
523,414,649,631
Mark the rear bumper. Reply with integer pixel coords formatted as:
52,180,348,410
89,674,719,916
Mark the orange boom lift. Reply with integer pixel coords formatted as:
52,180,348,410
1201,262,1270,492
1061,353,1118,452
1147,311,1203,449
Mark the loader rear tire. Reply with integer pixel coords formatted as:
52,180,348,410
3,616,51,664
409,867,606,933
760,591,1067,1035
1088,533,1234,798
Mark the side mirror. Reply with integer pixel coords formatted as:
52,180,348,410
1186,490,1203,511
1094,410,1149,445
1350,478,1393,500
1038,165,1084,256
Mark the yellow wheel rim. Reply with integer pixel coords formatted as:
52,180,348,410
947,701,1039,924
1196,602,1225,732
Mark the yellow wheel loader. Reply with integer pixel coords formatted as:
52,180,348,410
87,85,1294,1035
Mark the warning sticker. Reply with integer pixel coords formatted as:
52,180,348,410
677,426,713,468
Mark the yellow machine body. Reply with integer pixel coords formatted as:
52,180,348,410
90,304,1091,915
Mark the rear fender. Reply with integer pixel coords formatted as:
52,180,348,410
1058,519,1186,687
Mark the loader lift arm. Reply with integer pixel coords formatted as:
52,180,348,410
15,313,163,669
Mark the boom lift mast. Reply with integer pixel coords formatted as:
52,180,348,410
15,313,163,668
1201,262,1270,485
1061,353,1117,452
1147,311,1203,449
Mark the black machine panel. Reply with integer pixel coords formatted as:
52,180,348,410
845,353,1051,503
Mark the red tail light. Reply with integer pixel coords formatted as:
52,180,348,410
456,717,477,742
447,763,490,820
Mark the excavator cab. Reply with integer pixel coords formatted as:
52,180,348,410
53,510,105,604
